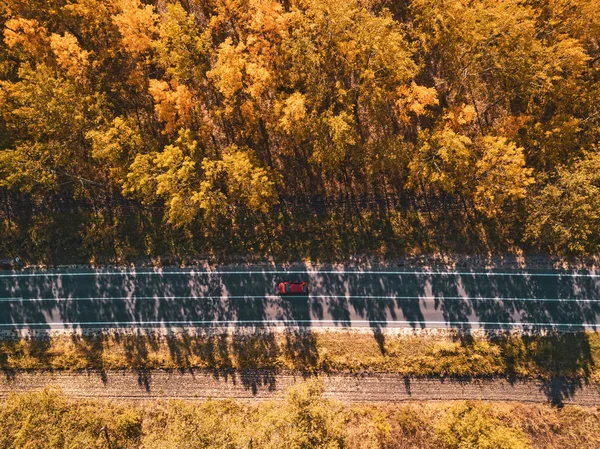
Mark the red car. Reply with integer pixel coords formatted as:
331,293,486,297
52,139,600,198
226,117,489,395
278,281,308,294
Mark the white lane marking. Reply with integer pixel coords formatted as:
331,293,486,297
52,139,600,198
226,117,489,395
0,320,596,328
0,295,599,303
0,270,599,278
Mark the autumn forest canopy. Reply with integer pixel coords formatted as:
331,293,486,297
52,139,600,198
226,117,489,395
0,0,599,263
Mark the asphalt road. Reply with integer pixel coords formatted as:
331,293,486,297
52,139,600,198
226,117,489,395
1,267,600,330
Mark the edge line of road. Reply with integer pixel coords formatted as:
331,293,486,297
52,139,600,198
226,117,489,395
0,320,597,328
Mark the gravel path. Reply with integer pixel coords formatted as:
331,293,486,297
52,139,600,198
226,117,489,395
1,370,599,406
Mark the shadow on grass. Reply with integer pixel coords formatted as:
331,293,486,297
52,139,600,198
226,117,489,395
506,332,593,407
59,327,322,395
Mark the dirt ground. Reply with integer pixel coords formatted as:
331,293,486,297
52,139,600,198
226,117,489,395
1,370,598,407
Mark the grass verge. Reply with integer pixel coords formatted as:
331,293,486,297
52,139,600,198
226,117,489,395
1,329,599,381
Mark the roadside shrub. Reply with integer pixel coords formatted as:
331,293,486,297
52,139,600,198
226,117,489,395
0,387,599,448
436,402,531,449
251,380,346,449
142,400,246,449
0,388,139,449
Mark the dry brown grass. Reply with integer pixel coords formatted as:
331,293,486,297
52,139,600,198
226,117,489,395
1,386,599,449
1,330,598,381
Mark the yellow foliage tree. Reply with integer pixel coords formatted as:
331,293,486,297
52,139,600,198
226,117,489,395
113,0,157,56
473,137,534,217
196,146,279,217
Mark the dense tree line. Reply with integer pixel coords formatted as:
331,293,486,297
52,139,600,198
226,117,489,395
0,0,599,262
